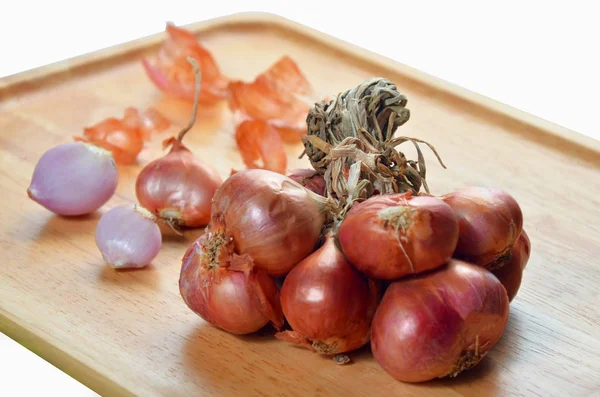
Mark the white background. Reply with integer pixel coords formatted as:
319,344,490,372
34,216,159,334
1,1,598,395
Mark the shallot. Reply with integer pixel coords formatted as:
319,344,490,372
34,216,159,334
210,169,328,276
76,107,170,165
179,231,283,334
276,236,379,355
442,187,523,269
338,192,459,280
27,142,118,216
95,204,162,269
492,230,531,301
136,58,222,228
371,260,509,382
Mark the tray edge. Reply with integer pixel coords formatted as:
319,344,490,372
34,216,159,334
0,309,135,397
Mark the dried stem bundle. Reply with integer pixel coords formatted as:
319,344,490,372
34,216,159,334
301,78,444,213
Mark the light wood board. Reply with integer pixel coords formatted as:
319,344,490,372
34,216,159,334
1,12,599,397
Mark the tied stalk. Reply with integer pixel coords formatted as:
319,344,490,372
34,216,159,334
301,78,445,216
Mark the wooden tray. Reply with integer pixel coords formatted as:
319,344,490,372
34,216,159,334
1,12,599,397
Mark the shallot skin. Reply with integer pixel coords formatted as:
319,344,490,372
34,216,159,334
179,233,283,334
338,192,459,280
135,140,222,227
210,169,327,277
142,24,229,102
235,119,287,174
277,237,379,354
442,187,523,269
492,230,531,302
95,204,162,269
228,56,313,143
27,142,118,216
371,260,509,383
76,107,170,165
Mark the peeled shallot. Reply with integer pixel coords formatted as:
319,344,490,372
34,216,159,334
27,142,118,216
95,204,162,269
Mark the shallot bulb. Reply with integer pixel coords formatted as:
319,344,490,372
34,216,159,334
276,236,379,355
179,231,283,334
287,168,326,196
210,169,328,277
95,204,162,269
371,260,509,383
492,229,531,301
442,187,523,269
27,142,118,216
136,58,222,228
136,138,222,228
338,192,459,280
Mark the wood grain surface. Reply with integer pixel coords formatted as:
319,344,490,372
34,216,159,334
1,12,599,397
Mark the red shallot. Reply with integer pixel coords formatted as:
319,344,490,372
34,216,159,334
371,259,509,382
338,192,459,280
276,236,379,354
136,58,222,228
492,230,531,301
210,169,328,276
442,187,523,269
179,231,283,334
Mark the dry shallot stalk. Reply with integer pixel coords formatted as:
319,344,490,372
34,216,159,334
301,78,445,213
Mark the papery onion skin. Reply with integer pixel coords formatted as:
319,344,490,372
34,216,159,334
276,236,379,354
442,187,523,269
371,259,509,383
142,24,229,103
179,232,283,334
492,230,531,302
287,168,326,196
211,169,327,277
235,119,287,174
27,142,118,216
76,106,164,165
338,192,459,280
135,139,222,228
95,204,162,269
227,56,312,143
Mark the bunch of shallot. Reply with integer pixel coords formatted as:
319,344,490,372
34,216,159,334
178,77,530,385
25,23,530,384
